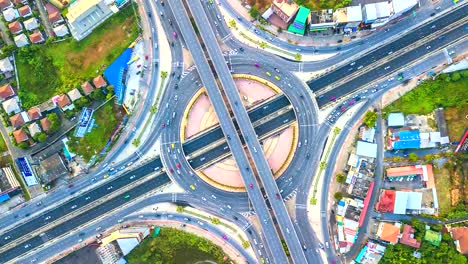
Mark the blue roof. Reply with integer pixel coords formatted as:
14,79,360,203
104,48,133,105
399,130,420,141
0,193,10,203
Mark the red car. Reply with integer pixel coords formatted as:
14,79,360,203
249,183,253,189
145,55,149,60
162,122,166,128
176,163,181,168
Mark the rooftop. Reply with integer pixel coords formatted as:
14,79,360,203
356,141,377,158
39,153,68,183
451,227,468,255
400,224,421,248
377,222,400,244
0,84,14,99
388,113,405,127
57,94,71,108
272,0,299,17
93,75,107,88
13,128,28,143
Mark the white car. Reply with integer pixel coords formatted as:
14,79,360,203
130,175,136,180
71,205,77,209
107,186,113,190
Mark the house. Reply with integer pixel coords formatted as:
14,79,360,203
81,81,94,95
400,224,421,248
0,58,13,74
12,0,26,4
287,6,310,35
56,94,73,111
309,9,335,32
388,112,405,127
40,117,51,132
356,141,377,159
53,24,69,37
18,5,31,17
0,84,15,101
66,0,114,41
9,112,26,128
0,0,12,11
27,107,41,121
93,75,107,88
376,222,400,244
450,227,468,255
28,122,41,137
29,31,45,44
334,5,363,31
14,33,29,47
270,0,299,23
2,7,17,22
12,128,28,144
2,97,20,114
389,0,417,18
48,11,64,25
362,2,390,26
8,20,23,34
67,88,82,102
39,153,68,183
23,17,40,32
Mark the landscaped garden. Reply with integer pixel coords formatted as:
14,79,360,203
16,3,139,108
126,227,231,264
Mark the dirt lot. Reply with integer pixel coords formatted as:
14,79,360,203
445,104,468,142
433,167,452,215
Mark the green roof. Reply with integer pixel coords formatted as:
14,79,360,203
424,230,441,246
288,24,305,35
295,6,310,24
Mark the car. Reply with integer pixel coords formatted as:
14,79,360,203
162,122,166,128
239,47,244,52
266,71,271,76
45,216,51,221
254,63,260,67
249,183,253,189
176,163,181,168
202,197,207,201
348,100,355,106
350,62,356,66
426,45,431,49
176,169,181,175
85,196,91,200
124,194,130,199
118,166,125,171
71,205,77,209
222,234,228,240
139,215,144,218
329,96,336,101
274,75,281,80
68,184,74,188
276,193,281,199
25,244,31,248
384,66,391,70
4,236,11,240
306,153,310,159
130,175,136,180
173,32,177,38
430,12,436,16
118,219,123,223
274,68,280,73
96,226,102,231
190,184,196,190
169,168,174,173
127,161,134,166
326,242,330,248
302,244,307,250
36,201,42,206
107,186,113,190
397,73,404,80
357,65,363,70
103,174,109,179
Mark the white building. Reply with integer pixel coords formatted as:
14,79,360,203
390,0,418,18
66,0,115,41
362,2,390,27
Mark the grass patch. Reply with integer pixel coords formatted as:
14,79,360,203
383,71,468,116
0,134,8,153
126,227,231,264
433,167,452,215
67,101,124,161
445,104,468,141
16,3,139,108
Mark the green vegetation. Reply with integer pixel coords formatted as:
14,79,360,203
383,70,468,116
16,3,139,108
334,191,343,201
408,153,418,162
248,6,260,19
381,219,466,264
336,173,346,184
281,240,290,256
46,113,61,134
0,134,8,152
433,167,453,215
67,100,123,161
246,0,352,11
363,111,378,128
126,227,231,264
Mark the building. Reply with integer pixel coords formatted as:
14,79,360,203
8,20,23,34
13,128,28,144
53,24,69,37
23,17,40,32
39,153,68,183
388,112,405,127
2,7,17,22
0,0,12,11
388,128,420,150
354,240,387,264
450,227,468,255
309,9,334,32
2,97,20,114
18,5,31,17
96,242,121,264
10,112,29,128
389,0,417,18
375,189,396,212
28,107,42,121
0,84,15,101
288,6,310,35
29,31,45,44
0,167,20,190
362,2,390,27
400,224,421,248
93,75,107,88
67,88,82,102
434,108,450,144
393,191,422,214
334,5,362,31
356,141,377,159
424,229,441,246
48,11,64,25
37,99,57,113
28,122,42,137
377,222,400,244
14,33,29,47
40,117,51,132
66,0,114,41
56,94,73,111
359,126,375,143
81,81,94,95
270,0,299,23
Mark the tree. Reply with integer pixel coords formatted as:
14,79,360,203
333,127,341,135
408,153,418,162
319,161,327,170
259,41,268,49
248,6,259,19
242,240,250,248
89,89,105,101
363,111,378,128
336,173,346,184
228,19,237,28
46,113,60,133
451,72,461,81
74,97,90,109
34,132,47,143
277,27,283,33
211,217,220,225
17,141,29,149
393,156,402,162
334,192,343,201
160,71,168,79
176,206,184,213
132,138,140,147
294,53,302,61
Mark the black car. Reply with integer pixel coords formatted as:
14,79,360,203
147,12,152,17
239,47,244,52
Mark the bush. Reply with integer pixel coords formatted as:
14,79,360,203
408,153,418,162
336,173,346,184
46,113,61,133
18,142,29,149
334,192,343,201
34,132,47,143
363,111,378,128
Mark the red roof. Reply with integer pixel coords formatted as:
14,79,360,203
28,107,41,120
40,117,51,132
375,190,395,213
48,11,63,24
0,84,14,99
425,164,435,189
359,181,374,227
93,75,107,88
451,227,468,254
13,128,28,143
386,166,423,177
29,31,44,44
0,0,12,10
9,113,24,128
18,5,31,17
8,21,22,34
13,0,22,4
81,81,94,95
378,223,400,244
400,224,421,248
57,94,71,108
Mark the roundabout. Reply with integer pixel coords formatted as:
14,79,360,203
160,60,319,211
